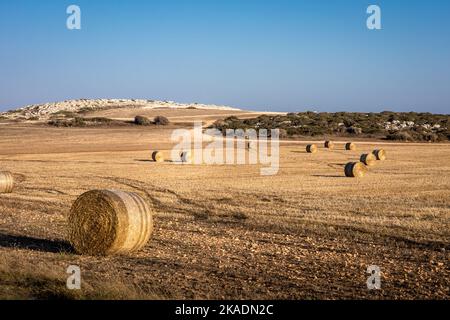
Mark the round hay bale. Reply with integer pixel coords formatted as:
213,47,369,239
68,190,154,256
324,141,334,149
151,151,164,162
360,153,377,166
0,172,14,193
344,162,367,178
246,141,256,150
306,144,318,153
345,142,356,151
180,151,192,163
373,149,387,161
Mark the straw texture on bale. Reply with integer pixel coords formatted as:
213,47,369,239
152,151,164,162
0,171,14,193
344,162,367,178
373,149,387,161
306,144,318,153
180,151,192,163
345,142,356,151
360,153,377,166
68,190,154,256
324,141,334,149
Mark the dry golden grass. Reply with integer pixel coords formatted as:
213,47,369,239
0,251,158,299
0,120,449,299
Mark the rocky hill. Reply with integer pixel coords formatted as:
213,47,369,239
0,99,241,121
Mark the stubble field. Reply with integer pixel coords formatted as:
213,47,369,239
0,113,448,299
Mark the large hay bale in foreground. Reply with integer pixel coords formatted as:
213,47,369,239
360,153,377,166
68,190,154,256
373,149,387,161
0,172,14,193
345,142,356,151
180,151,192,163
324,141,334,149
344,162,367,178
151,151,164,162
306,144,318,153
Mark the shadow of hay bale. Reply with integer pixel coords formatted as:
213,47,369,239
0,233,73,254
311,175,347,178
135,159,176,163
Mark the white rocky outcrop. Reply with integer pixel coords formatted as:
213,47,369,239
0,99,241,120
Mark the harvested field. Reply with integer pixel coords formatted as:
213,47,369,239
0,121,449,299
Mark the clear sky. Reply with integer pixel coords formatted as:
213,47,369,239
1,0,449,113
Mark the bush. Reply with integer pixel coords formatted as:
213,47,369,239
73,117,86,127
77,107,95,114
48,118,81,127
154,116,170,125
347,127,363,135
421,132,440,142
48,117,124,127
386,131,414,141
88,117,114,124
343,119,355,127
278,128,288,139
52,110,77,118
208,112,450,142
134,115,152,126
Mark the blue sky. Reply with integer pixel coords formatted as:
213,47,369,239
0,0,449,113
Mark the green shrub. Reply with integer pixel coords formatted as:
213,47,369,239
209,112,449,142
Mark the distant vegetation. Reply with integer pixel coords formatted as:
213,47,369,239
154,115,170,125
212,112,450,142
48,117,126,127
135,115,170,126
47,115,171,127
134,115,152,126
